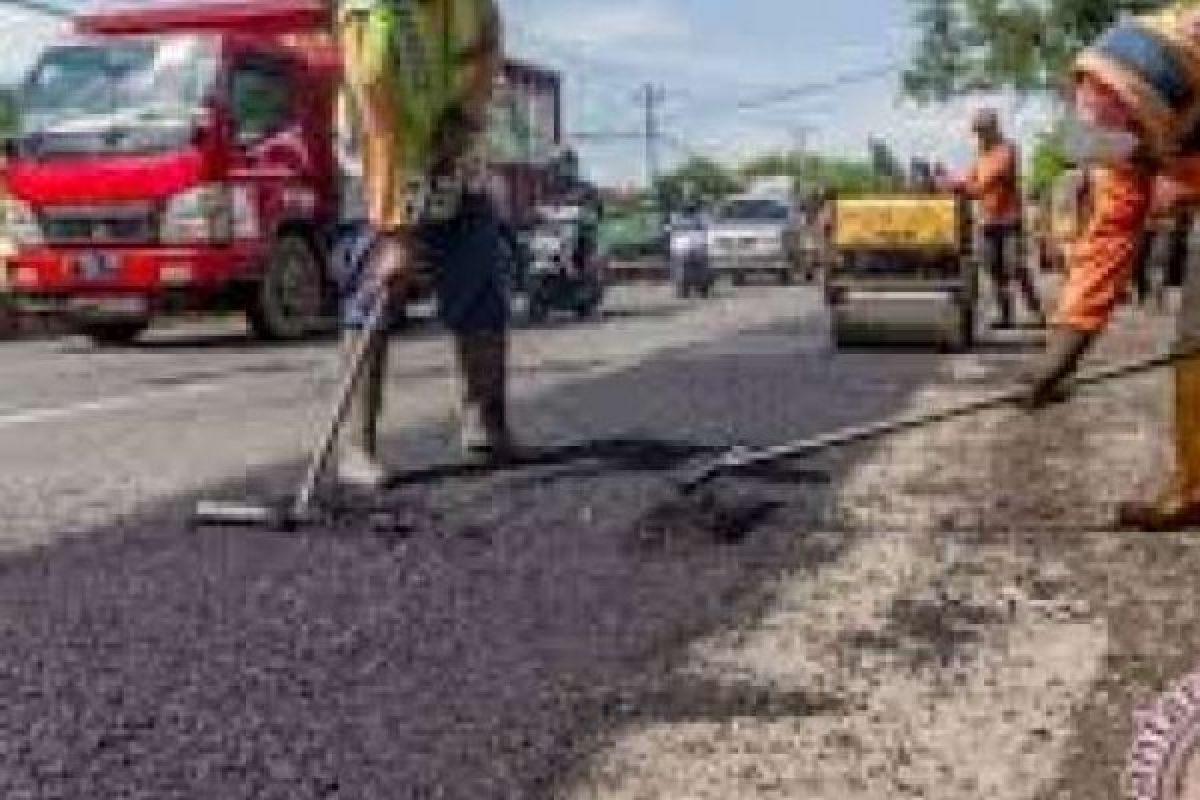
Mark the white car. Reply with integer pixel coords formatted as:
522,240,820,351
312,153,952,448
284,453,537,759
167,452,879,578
707,196,798,285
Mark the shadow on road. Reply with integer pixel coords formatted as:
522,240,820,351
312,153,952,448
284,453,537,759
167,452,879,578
0,316,949,799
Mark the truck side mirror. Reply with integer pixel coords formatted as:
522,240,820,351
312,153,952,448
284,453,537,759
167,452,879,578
1,136,15,161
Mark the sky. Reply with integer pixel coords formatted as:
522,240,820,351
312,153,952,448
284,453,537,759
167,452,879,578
0,0,1054,186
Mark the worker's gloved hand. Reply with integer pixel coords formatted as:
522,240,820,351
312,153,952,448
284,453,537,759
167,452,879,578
1016,327,1097,411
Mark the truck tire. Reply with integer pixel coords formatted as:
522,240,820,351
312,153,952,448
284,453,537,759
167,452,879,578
248,234,324,341
81,321,148,346
527,283,550,323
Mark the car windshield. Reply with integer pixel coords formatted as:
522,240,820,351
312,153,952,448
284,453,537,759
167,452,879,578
718,199,789,222
17,36,219,157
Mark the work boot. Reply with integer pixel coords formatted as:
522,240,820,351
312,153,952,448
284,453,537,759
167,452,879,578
1117,355,1200,531
336,329,391,490
455,331,518,463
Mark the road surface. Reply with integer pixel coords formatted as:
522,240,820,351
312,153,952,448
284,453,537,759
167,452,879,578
0,284,1197,799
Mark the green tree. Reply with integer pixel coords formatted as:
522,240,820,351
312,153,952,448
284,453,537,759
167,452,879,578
654,156,740,210
1029,128,1072,199
904,0,1170,101
740,150,888,195
0,89,17,138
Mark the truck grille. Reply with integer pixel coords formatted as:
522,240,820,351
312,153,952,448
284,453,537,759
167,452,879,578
39,206,157,245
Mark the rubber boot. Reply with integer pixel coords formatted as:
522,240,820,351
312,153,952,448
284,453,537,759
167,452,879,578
1117,356,1200,531
455,331,517,463
1009,235,1047,328
990,285,1015,330
336,329,390,490
1020,326,1097,409
1015,265,1047,328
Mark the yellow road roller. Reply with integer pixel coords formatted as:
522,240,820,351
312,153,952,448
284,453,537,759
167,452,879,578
824,193,977,351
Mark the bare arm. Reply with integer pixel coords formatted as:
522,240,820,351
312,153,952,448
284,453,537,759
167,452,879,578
340,9,413,233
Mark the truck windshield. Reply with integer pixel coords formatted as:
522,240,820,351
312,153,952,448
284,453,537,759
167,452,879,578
719,199,789,222
17,36,219,159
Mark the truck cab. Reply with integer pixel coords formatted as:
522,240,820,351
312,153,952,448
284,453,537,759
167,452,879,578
3,0,339,344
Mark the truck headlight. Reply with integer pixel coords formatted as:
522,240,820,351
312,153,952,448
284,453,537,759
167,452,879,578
160,185,257,245
3,194,43,248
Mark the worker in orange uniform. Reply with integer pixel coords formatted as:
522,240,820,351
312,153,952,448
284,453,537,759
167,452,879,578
950,109,1047,329
1020,5,1200,530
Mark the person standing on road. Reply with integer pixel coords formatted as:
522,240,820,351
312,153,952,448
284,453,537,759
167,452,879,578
1020,4,1200,530
333,0,514,490
948,110,1048,330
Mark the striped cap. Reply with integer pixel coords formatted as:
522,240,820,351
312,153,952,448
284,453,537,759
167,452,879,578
1074,8,1200,159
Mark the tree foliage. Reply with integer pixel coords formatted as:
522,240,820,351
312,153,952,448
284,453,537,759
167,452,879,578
649,145,911,213
1029,129,1072,199
740,150,894,195
904,0,1171,102
0,89,16,138
653,156,741,210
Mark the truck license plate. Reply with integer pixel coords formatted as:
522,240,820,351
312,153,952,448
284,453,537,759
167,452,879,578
69,295,147,315
74,252,121,281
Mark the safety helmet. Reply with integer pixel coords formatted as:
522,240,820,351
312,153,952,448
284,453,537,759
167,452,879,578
1073,7,1200,160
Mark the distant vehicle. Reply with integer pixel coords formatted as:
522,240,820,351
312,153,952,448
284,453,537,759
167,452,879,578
707,194,800,285
524,204,604,322
2,0,563,346
667,213,713,297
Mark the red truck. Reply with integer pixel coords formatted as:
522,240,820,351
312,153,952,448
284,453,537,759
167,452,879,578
2,0,562,344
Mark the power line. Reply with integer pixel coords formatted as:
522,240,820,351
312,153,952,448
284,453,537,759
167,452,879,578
734,63,898,112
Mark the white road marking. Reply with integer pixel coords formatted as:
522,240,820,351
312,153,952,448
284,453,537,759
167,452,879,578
0,382,225,432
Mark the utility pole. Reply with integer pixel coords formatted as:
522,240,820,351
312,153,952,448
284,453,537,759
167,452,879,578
639,83,666,193
789,124,816,200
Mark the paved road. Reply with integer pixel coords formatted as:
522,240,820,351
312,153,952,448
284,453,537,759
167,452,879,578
2,280,1194,799
0,285,826,551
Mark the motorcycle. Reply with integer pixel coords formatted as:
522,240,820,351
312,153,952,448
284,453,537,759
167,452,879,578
668,214,714,298
524,207,605,323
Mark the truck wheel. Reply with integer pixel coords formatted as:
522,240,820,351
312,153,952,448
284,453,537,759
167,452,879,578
576,285,603,318
81,321,148,347
779,269,794,286
527,285,550,323
248,234,324,341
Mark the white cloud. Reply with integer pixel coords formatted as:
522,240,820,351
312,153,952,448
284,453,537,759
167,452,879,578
523,0,691,51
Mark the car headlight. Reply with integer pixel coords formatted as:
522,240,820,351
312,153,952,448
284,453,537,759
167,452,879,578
2,194,43,248
160,185,257,245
